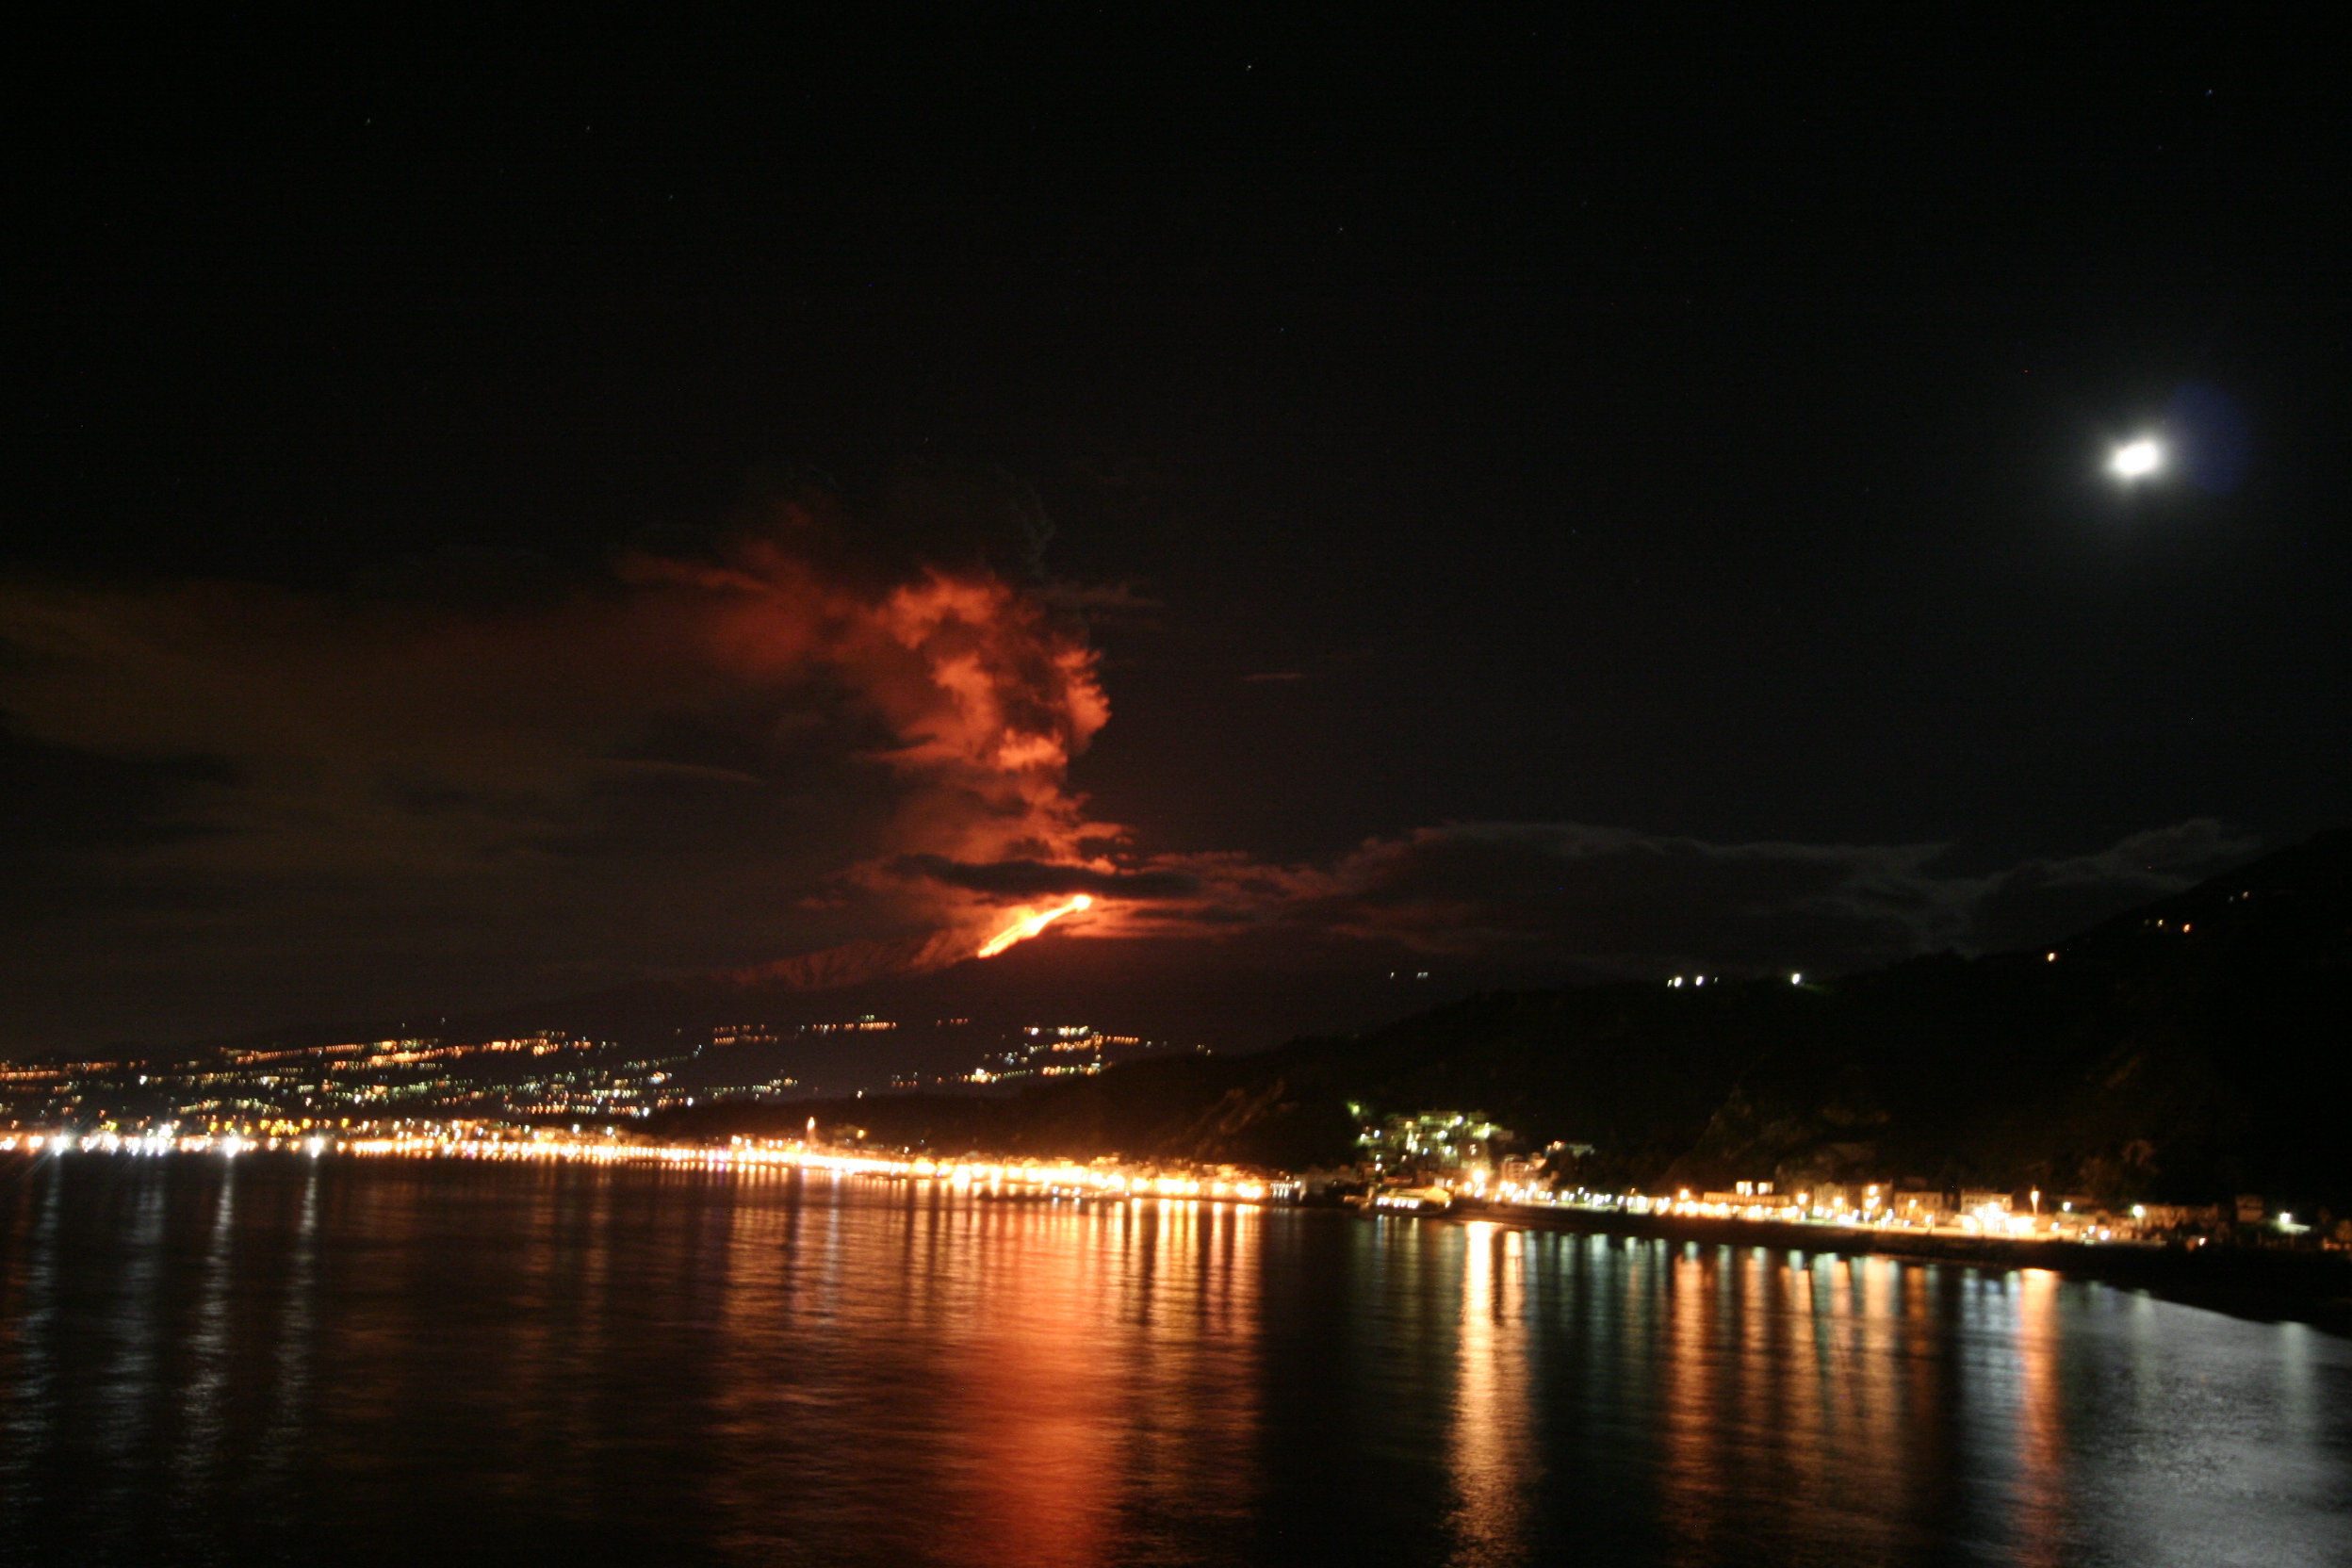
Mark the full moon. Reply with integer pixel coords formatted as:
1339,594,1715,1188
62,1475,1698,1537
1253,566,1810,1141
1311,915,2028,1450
2110,437,2164,480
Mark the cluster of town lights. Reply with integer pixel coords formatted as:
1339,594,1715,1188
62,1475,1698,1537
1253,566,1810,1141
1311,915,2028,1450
2,1131,2216,1247
0,1127,1269,1205
1350,1175,2136,1243
3,1129,333,1158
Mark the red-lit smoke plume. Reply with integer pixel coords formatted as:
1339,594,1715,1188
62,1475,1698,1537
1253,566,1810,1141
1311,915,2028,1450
0,498,1137,999
638,521,1127,987
629,538,1109,863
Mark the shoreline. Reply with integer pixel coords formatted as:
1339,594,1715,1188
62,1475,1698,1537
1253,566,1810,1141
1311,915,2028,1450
16,1135,2348,1334
1427,1199,2352,1333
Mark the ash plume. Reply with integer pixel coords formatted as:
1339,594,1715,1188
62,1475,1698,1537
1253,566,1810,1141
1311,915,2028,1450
0,480,1135,1016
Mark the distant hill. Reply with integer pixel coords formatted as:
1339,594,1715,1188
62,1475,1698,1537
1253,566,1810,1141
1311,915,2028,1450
655,830,2352,1216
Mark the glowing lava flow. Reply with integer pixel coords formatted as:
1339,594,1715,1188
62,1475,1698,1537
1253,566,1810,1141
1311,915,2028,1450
977,894,1093,958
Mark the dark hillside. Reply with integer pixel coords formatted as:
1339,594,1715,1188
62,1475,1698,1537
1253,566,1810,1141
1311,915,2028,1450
657,832,2352,1216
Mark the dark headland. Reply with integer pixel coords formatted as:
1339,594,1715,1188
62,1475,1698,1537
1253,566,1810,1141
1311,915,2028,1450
654,830,2352,1325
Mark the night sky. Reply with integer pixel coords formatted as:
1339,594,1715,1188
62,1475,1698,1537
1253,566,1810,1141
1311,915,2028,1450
5,14,2346,1053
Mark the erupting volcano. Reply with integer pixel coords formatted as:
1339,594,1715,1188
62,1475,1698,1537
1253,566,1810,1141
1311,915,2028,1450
976,894,1094,959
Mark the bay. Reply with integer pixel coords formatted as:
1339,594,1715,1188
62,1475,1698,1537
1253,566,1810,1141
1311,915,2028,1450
3,1152,2345,1566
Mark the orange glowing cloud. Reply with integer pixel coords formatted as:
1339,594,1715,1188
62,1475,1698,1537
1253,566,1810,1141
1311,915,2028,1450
624,538,1117,875
608,512,1136,988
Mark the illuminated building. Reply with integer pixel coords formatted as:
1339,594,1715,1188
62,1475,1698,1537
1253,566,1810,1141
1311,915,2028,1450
1354,1108,1512,1184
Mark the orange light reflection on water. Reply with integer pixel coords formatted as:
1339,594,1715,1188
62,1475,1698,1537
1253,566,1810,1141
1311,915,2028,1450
1446,1221,1535,1566
695,1178,1261,1567
2011,1267,2070,1566
1651,1246,1949,1565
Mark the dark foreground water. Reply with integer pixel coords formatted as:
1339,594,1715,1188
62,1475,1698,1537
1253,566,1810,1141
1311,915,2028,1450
2,1154,2346,1567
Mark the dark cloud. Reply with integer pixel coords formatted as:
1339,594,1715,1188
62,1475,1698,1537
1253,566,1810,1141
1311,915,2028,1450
0,529,2268,1054
1118,818,2260,980
1966,819,2258,953
0,721,236,856
0,495,1127,1048
894,855,1201,902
